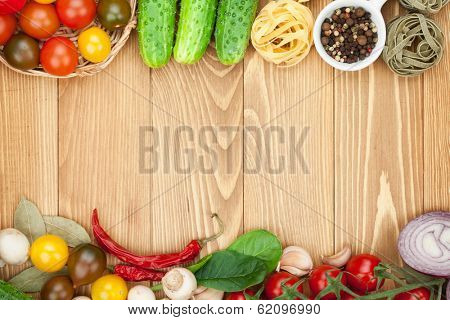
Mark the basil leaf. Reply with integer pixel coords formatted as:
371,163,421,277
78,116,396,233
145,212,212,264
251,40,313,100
195,250,266,292
227,230,282,273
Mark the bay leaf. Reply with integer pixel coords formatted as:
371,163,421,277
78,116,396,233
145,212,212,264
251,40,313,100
43,216,91,247
14,197,46,243
8,267,68,293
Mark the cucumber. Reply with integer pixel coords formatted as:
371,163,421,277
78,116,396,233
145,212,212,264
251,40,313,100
138,0,177,68
174,0,219,64
0,280,32,300
215,0,258,65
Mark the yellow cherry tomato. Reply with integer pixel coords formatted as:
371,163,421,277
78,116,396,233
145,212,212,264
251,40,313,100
77,27,111,63
33,0,56,3
91,275,128,300
30,234,69,272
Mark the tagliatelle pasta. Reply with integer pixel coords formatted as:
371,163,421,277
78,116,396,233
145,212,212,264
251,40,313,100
251,0,314,67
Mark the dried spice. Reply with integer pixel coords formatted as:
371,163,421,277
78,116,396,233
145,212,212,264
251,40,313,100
320,7,378,64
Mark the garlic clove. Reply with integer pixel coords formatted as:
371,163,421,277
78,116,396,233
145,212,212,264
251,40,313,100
321,244,352,268
0,259,5,268
279,246,313,277
192,286,224,300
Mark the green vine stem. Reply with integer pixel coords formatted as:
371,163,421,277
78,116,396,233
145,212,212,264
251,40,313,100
357,279,445,300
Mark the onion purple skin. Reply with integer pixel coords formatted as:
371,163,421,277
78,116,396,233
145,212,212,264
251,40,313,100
398,212,450,277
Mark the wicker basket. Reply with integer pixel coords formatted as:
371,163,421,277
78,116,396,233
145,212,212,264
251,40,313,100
0,0,137,78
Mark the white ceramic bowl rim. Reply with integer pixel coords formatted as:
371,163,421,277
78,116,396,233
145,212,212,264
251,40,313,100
313,0,388,71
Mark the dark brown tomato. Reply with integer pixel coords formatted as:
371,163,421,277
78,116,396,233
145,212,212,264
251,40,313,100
68,243,107,287
97,0,131,31
41,276,74,300
3,33,39,70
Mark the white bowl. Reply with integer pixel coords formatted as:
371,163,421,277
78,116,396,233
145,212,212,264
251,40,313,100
313,0,387,71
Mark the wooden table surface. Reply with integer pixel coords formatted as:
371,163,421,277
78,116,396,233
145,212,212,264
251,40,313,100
0,0,449,283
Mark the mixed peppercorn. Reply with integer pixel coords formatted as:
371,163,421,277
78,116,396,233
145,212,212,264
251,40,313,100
320,7,378,64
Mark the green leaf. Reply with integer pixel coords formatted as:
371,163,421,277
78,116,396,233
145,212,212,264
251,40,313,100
195,250,267,292
187,255,212,273
8,267,68,293
227,230,282,273
0,280,32,300
43,216,90,247
14,197,46,243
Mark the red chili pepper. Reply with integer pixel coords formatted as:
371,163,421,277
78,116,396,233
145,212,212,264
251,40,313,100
92,209,223,269
114,264,165,282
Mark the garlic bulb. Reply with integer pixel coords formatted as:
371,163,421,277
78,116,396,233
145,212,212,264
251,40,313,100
192,286,224,300
162,268,197,300
321,244,352,268
279,246,313,276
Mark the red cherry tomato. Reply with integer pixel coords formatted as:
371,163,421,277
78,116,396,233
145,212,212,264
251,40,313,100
308,265,347,300
225,289,255,300
0,14,16,45
0,0,26,15
340,292,356,300
19,2,59,40
394,287,430,300
264,271,303,300
40,37,78,76
345,254,384,293
55,0,96,30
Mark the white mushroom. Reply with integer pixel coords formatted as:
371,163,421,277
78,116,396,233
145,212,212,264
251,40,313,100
128,285,156,300
162,268,197,300
0,228,30,265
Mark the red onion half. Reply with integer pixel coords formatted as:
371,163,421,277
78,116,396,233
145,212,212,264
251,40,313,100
398,212,450,277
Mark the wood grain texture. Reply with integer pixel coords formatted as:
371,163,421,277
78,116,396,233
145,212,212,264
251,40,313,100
244,0,334,262
0,66,58,280
149,45,243,258
334,3,423,265
424,6,450,211
58,32,152,269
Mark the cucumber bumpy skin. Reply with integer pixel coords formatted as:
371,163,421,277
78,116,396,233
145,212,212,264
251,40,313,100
174,0,219,64
215,0,258,65
138,0,177,68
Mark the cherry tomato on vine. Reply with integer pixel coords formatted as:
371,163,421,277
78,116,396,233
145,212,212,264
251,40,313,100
345,254,384,293
3,33,40,70
264,271,303,300
40,37,78,76
308,265,347,300
19,2,59,40
0,0,26,15
55,0,96,30
0,14,16,45
77,27,111,63
394,287,430,300
225,289,255,300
